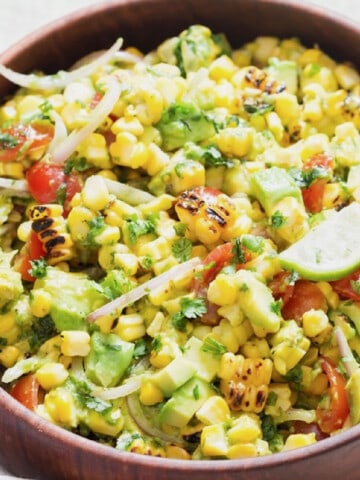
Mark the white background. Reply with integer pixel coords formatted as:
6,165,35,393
0,0,359,478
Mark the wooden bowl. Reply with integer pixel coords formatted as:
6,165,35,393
1,1,360,479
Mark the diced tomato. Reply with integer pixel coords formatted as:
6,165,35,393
330,269,360,302
316,357,350,433
26,161,81,214
301,153,335,214
15,230,46,282
10,374,41,411
268,271,295,306
0,122,54,162
292,420,329,441
281,280,327,321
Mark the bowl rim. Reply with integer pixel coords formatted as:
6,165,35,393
1,0,360,475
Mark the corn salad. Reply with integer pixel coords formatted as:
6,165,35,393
0,25,360,460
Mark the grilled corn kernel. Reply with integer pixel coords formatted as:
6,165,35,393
82,175,111,211
17,95,43,121
196,396,230,425
282,433,316,451
60,331,91,357
29,289,52,318
36,362,69,390
302,309,329,337
114,313,145,342
201,424,228,457
227,413,261,443
139,380,164,405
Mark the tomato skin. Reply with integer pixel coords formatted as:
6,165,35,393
269,271,295,306
10,374,41,411
301,153,334,214
316,357,350,433
331,269,360,302
0,123,54,162
281,280,327,321
15,230,46,282
292,420,329,441
26,161,81,214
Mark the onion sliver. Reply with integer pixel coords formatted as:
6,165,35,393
0,38,123,91
47,110,68,156
93,376,142,400
104,177,156,205
0,178,30,197
51,79,122,164
87,257,201,322
335,326,359,376
126,393,187,446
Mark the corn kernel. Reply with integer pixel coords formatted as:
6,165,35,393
139,380,164,405
86,409,124,437
207,273,239,306
114,313,145,342
82,175,111,211
44,388,77,427
29,289,52,318
302,309,329,337
60,331,91,357
36,362,69,390
201,424,228,457
282,433,316,451
196,396,230,425
228,413,261,444
111,115,144,136
0,346,20,368
17,220,32,242
165,445,191,460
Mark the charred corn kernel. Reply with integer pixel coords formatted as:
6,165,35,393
60,331,91,357
139,380,164,405
211,320,240,353
265,383,292,417
82,175,111,211
17,220,32,242
110,132,149,168
201,424,228,457
282,433,316,451
111,116,145,136
335,64,360,90
241,338,271,359
44,388,77,427
302,309,329,337
215,127,253,158
207,273,239,306
228,413,261,443
165,445,191,460
0,161,24,178
77,133,111,169
322,183,348,210
222,214,252,241
86,409,124,437
217,303,244,327
36,362,69,390
29,289,52,318
67,206,95,241
114,313,145,342
209,55,236,80
196,396,230,425
0,346,20,368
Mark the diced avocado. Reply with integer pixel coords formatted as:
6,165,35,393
85,331,134,388
33,267,106,331
266,57,298,95
236,270,281,333
250,166,303,216
338,301,360,335
183,336,220,382
159,376,214,428
0,249,23,309
346,369,360,425
156,102,216,151
151,356,196,397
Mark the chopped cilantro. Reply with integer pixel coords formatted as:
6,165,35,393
30,258,48,279
306,63,321,77
172,237,192,262
151,335,162,353
71,378,112,414
283,365,303,390
56,182,67,205
193,384,200,400
85,216,107,246
270,299,282,315
232,237,246,264
201,336,227,355
140,255,154,270
133,338,148,358
28,315,57,351
270,211,286,229
351,279,360,295
173,222,187,236
64,156,91,175
126,215,157,245
0,337,7,347
243,99,274,116
241,234,264,254
0,132,19,149
172,296,207,332
266,390,278,406
184,142,233,168
239,283,249,292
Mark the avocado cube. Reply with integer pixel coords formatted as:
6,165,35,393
151,356,196,397
250,166,302,216
159,377,214,428
183,336,220,382
346,369,360,425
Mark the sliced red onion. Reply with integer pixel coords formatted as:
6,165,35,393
126,393,187,446
334,326,359,377
103,177,156,205
0,178,30,197
51,78,122,164
93,376,142,400
87,257,201,322
0,38,123,91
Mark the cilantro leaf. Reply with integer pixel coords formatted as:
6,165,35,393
270,211,286,229
30,258,48,279
172,237,192,262
201,336,227,355
126,215,157,245
171,297,207,331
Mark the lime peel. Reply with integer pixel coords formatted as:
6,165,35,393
278,203,360,281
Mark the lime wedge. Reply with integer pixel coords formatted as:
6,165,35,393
278,203,360,281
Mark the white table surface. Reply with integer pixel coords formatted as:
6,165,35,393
0,0,359,478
